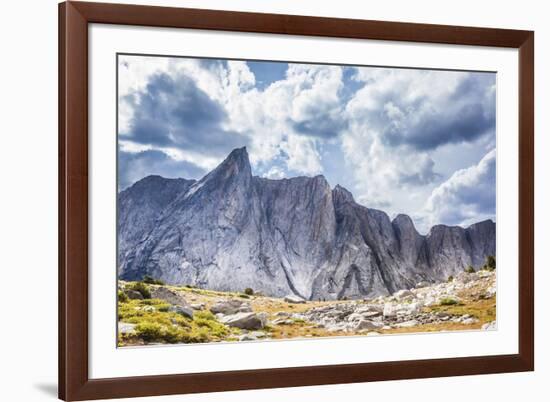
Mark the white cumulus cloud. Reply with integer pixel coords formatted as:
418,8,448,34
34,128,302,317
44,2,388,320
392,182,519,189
423,149,496,229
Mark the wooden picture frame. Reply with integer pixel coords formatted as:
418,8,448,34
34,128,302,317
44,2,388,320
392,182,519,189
59,1,534,400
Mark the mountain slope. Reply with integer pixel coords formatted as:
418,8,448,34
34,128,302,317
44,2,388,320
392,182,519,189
118,147,496,299
117,175,195,268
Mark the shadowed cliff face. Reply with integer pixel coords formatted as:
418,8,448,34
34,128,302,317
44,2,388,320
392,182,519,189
118,147,496,300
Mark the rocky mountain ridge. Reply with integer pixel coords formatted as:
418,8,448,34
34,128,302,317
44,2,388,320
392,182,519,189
118,147,496,300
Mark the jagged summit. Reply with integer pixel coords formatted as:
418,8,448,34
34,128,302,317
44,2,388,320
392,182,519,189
468,219,495,228
207,146,252,180
392,214,419,234
225,146,249,166
118,148,496,299
332,184,355,205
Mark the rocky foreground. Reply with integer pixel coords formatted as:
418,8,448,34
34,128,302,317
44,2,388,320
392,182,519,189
118,269,496,346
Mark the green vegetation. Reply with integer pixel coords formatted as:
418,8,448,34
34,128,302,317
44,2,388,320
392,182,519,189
118,297,238,345
244,287,254,296
127,282,151,299
464,265,476,274
428,296,496,324
486,255,496,271
193,311,230,338
439,298,459,306
142,275,165,285
140,298,171,312
118,290,128,303
447,275,454,282
291,317,306,324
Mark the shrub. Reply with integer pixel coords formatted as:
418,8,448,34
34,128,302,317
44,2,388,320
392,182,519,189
156,303,171,312
464,265,476,274
486,255,496,271
142,275,165,285
195,311,216,321
193,312,229,338
447,275,454,282
127,282,151,299
238,294,250,299
135,322,163,342
244,287,254,296
118,290,128,303
440,298,459,306
139,299,172,311
135,322,197,344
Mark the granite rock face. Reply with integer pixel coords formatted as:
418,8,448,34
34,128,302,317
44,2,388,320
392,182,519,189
118,175,195,269
118,147,496,300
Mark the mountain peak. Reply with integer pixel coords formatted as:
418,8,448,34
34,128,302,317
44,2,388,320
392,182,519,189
205,147,252,182
332,184,355,204
228,146,248,159
467,219,495,229
392,213,420,239
223,146,251,172
392,213,415,227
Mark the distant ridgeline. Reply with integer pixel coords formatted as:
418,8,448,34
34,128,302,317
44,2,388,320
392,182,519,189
118,147,496,300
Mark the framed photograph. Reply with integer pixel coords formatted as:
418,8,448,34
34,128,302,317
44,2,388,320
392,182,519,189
59,1,534,400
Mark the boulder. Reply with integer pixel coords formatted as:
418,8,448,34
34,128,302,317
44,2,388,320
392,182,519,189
356,304,384,314
249,331,268,338
383,303,396,317
406,301,422,315
346,313,364,322
393,289,415,301
271,318,293,325
462,317,479,325
326,323,348,332
220,312,267,330
284,295,306,304
362,310,382,318
353,319,381,331
118,322,136,335
238,334,258,342
210,299,252,315
395,320,420,328
125,289,144,300
416,281,431,288
275,311,291,317
190,303,205,311
168,305,194,319
150,287,188,307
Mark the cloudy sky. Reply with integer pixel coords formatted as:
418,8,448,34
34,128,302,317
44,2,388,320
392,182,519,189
118,54,496,233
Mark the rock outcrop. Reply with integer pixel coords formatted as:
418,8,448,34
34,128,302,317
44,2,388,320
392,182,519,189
297,269,495,333
118,147,496,299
